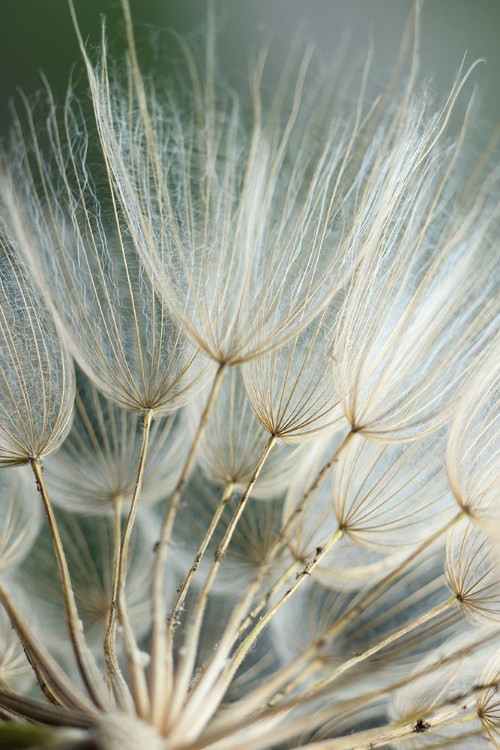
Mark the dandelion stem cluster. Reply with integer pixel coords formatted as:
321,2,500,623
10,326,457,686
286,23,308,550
0,2,499,749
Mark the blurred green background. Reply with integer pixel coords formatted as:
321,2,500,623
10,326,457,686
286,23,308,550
1,1,499,138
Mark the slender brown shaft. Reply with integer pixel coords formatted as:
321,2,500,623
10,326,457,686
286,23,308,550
232,433,353,640
316,515,461,645
1,639,61,707
237,559,301,637
149,362,227,728
167,435,277,728
166,481,235,654
170,532,343,735
30,459,111,710
103,498,134,713
328,675,499,750
318,598,456,689
112,409,153,718
218,430,355,647
266,662,320,708
229,529,344,680
296,710,478,750
0,706,22,722
189,705,478,750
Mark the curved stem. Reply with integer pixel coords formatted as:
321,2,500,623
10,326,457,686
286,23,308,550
2,643,61,708
30,459,111,711
149,362,226,729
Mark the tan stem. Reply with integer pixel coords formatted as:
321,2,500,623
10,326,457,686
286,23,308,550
334,673,500,750
149,362,226,728
166,433,353,743
264,598,457,711
166,481,235,651
316,515,461,646
167,435,277,729
103,497,134,712
236,559,301,638
30,459,111,710
229,529,344,683
267,661,321,707
196,706,478,750
113,408,153,718
6,643,61,707
302,709,479,750
317,598,456,690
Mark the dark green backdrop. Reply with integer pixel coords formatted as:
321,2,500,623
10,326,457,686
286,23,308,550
1,1,499,139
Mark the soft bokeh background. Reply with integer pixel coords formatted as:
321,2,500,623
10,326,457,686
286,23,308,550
1,1,499,141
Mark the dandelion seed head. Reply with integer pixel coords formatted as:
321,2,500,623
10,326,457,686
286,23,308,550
0,2,499,749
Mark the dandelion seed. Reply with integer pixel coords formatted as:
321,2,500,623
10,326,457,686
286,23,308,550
45,370,191,515
86,32,367,368
476,648,500,745
389,629,497,749
333,87,500,441
0,225,74,466
192,367,311,496
446,518,500,625
242,309,345,443
446,347,500,526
